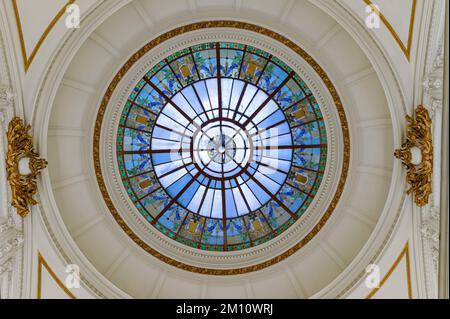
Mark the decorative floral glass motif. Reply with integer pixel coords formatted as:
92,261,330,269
117,42,327,251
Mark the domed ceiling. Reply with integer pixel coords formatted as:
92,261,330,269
41,0,399,298
91,21,349,275
116,41,327,252
2,0,446,300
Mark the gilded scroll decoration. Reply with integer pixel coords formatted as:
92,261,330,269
5,117,47,217
394,105,433,207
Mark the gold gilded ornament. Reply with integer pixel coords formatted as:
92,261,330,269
394,105,433,207
6,117,47,217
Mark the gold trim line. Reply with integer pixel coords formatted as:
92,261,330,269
364,0,417,60
366,242,413,299
37,252,76,299
12,0,75,72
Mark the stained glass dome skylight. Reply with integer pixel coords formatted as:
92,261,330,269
117,42,327,251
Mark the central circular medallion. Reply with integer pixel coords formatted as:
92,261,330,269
205,133,237,164
196,121,246,170
192,118,253,178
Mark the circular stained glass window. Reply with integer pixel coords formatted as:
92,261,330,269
117,42,327,251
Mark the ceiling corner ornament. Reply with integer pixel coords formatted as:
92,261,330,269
5,117,47,218
394,105,432,207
